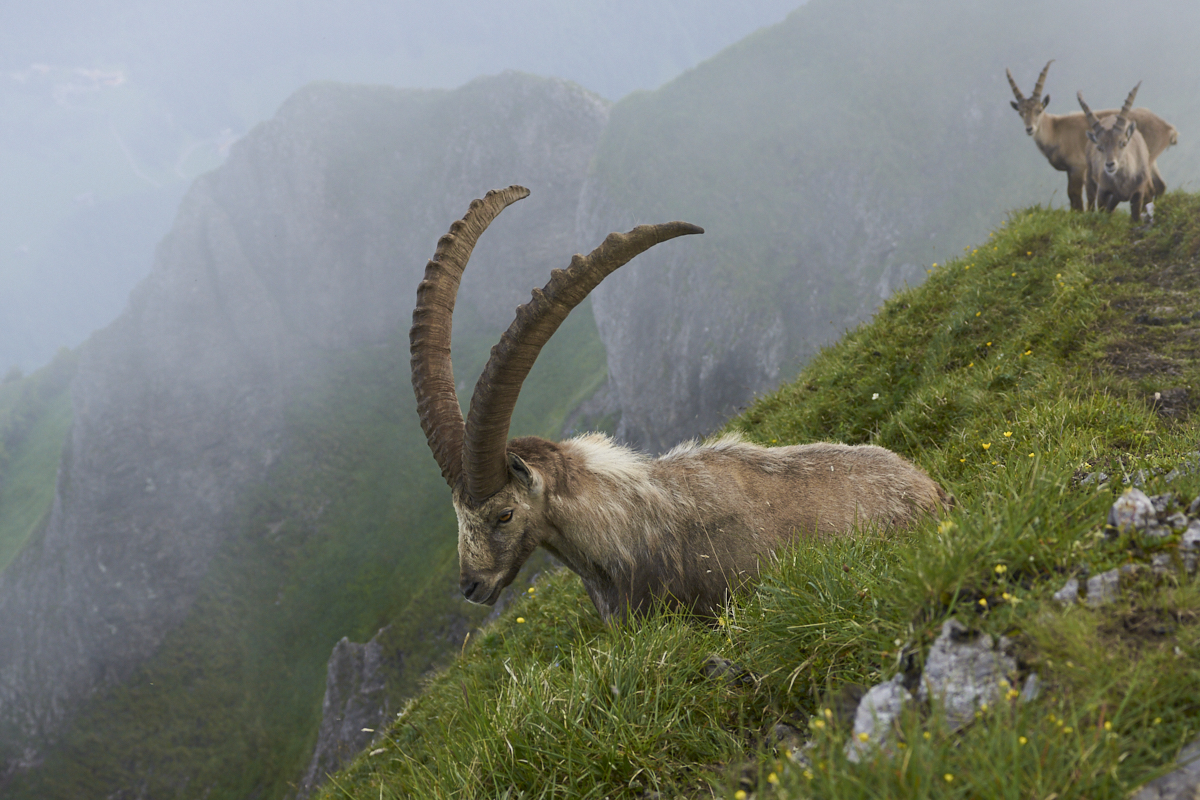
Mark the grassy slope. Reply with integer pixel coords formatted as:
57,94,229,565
317,193,1200,799
0,349,76,571
5,303,607,800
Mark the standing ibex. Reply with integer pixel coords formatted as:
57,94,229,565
1077,84,1156,222
410,186,950,621
1007,60,1176,211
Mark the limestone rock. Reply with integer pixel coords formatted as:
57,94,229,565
297,629,393,799
1108,489,1157,534
917,619,1017,731
1132,738,1200,800
845,674,911,763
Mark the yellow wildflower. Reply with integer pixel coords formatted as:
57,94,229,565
516,617,526,624
995,564,1007,574
982,442,991,450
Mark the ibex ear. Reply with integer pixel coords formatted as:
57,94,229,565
1042,94,1050,108
507,452,534,490
1087,130,1099,144
1126,120,1137,139
1010,100,1019,111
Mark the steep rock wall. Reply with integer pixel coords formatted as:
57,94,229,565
0,72,609,766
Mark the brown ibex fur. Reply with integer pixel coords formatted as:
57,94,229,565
410,186,950,622
1007,61,1176,211
1078,84,1155,222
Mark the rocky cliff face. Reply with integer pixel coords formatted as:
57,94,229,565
580,164,926,453
0,72,609,768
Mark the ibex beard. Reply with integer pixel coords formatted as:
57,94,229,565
411,186,951,623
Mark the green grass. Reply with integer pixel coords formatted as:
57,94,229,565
316,193,1200,799
0,348,76,570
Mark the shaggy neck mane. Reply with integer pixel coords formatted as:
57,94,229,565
549,434,686,576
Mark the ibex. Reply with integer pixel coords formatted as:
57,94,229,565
410,186,950,621
1077,84,1155,222
1007,60,1176,211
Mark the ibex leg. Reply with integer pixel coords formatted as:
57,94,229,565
1067,171,1085,212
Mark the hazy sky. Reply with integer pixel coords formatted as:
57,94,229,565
0,0,802,371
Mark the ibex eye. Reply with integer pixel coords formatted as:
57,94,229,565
498,510,514,524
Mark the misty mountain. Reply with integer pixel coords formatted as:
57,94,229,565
2,0,1200,796
0,0,798,373
0,72,610,796
581,0,1200,451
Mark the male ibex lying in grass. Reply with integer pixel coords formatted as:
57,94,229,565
1007,60,1176,211
1077,84,1155,222
410,186,950,621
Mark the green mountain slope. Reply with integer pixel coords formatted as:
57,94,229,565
3,304,606,800
317,192,1200,799
0,350,76,571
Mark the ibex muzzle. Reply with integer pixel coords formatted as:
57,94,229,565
411,187,951,621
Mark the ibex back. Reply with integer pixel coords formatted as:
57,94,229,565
410,187,951,622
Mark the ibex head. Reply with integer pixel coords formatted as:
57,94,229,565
410,186,702,605
1078,82,1141,178
1007,60,1055,136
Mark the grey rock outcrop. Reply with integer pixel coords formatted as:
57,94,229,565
297,631,392,800
0,72,609,770
1132,738,1200,800
917,618,1017,731
845,674,911,763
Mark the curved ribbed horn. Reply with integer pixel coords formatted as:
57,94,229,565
462,221,704,502
1077,90,1101,132
1006,68,1025,101
1032,59,1054,100
410,185,531,489
1116,81,1141,128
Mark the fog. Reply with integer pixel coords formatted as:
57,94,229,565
0,0,799,374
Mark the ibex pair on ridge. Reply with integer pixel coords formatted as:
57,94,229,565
1007,60,1176,218
410,186,950,622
